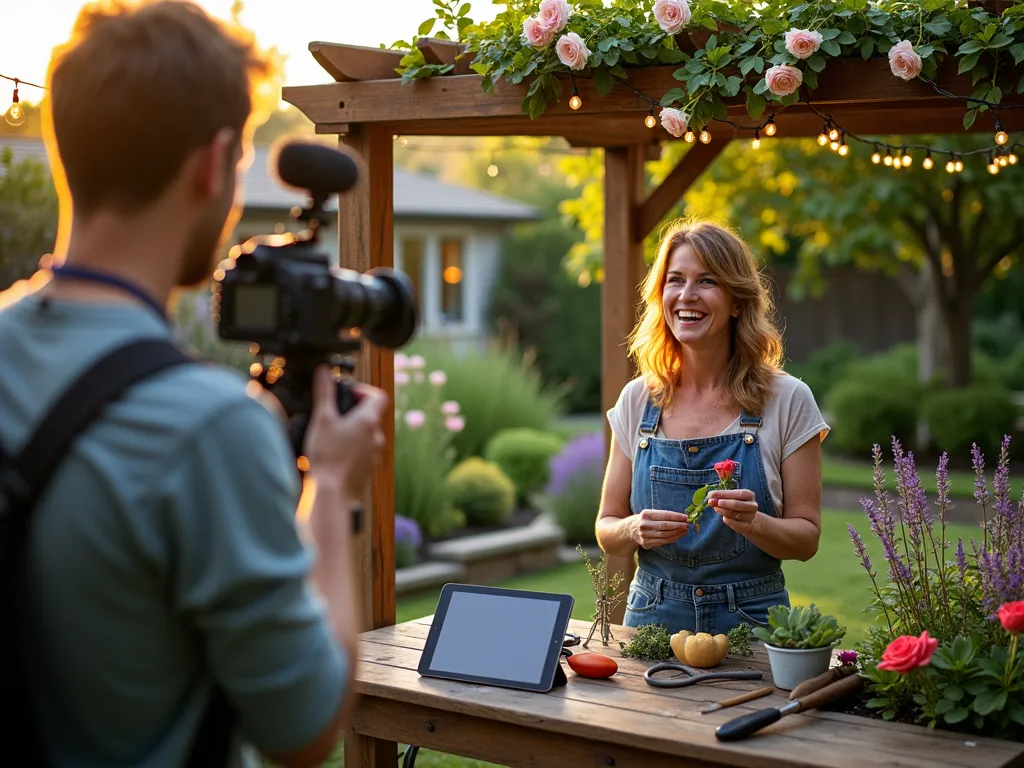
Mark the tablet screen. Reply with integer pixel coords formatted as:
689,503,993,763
419,585,574,691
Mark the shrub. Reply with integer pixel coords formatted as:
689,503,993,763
999,344,1024,391
543,432,606,546
394,359,464,538
483,428,564,506
444,457,516,528
921,385,1019,459
825,365,920,457
395,516,422,570
401,340,565,461
786,339,863,402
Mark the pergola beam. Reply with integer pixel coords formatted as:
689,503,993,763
309,42,405,83
636,129,735,242
283,58,1023,126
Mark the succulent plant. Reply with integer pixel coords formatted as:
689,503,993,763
752,603,847,650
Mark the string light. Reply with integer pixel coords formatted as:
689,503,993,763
764,115,777,136
699,127,711,144
1,73,45,128
569,76,582,110
923,151,934,170
751,129,760,149
645,104,656,129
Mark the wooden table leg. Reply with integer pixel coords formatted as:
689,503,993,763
344,731,398,768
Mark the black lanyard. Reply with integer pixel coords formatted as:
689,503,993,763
50,265,169,325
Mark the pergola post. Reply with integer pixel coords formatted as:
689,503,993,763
338,124,399,768
601,144,646,623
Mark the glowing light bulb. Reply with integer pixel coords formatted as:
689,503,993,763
699,129,711,144
569,93,582,110
1009,153,1018,165
751,130,761,150
487,164,499,177
684,129,695,143
4,90,25,128
645,113,657,129
884,151,893,166
764,118,777,137
871,151,881,164
955,159,964,172
828,127,839,142
995,130,1008,145
945,159,955,173
838,142,849,156
901,153,912,167
923,155,934,170
830,140,840,151
988,160,1000,175
817,132,829,147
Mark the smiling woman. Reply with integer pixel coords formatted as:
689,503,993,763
595,219,830,637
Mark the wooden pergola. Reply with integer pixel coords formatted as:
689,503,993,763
282,37,1024,766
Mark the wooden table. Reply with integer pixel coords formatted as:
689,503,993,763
346,616,1024,768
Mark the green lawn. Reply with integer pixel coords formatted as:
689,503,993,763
820,454,1022,500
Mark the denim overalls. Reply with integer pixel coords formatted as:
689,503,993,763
623,396,790,636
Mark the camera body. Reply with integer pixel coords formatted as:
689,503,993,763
212,140,418,463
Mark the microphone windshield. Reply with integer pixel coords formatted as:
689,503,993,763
274,141,360,198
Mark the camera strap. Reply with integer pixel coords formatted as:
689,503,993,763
50,265,170,324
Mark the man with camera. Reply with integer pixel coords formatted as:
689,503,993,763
0,2,382,766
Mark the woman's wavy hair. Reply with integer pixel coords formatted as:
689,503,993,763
626,218,784,415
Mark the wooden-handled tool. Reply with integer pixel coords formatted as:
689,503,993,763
715,673,863,742
699,687,774,714
787,663,858,700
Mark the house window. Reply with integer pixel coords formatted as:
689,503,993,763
401,237,425,317
440,238,464,324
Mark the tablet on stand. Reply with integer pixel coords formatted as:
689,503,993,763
418,583,575,693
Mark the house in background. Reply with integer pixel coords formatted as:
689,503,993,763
0,137,539,352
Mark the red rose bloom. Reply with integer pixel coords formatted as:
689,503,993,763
714,460,737,482
998,601,1024,635
876,630,938,674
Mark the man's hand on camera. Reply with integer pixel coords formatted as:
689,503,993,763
304,365,387,499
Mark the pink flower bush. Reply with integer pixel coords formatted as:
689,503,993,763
395,352,409,370
659,107,689,138
404,410,426,429
556,31,591,70
784,28,823,59
395,371,410,386
888,40,922,80
428,370,447,386
538,0,571,33
653,0,691,34
445,415,466,432
764,64,803,97
523,16,556,48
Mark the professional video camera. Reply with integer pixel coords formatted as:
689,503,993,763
212,140,418,465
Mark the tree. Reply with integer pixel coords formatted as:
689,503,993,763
556,133,1023,389
0,148,57,290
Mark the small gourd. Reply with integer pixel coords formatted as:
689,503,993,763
669,630,729,668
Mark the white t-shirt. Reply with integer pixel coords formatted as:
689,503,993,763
607,372,830,518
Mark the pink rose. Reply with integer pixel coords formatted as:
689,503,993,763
659,107,689,138
538,0,571,33
784,28,823,59
442,400,460,415
876,630,938,674
653,0,691,34
764,64,803,96
523,17,555,48
445,415,466,432
556,31,591,71
404,410,426,429
998,600,1024,634
428,370,447,386
888,40,922,81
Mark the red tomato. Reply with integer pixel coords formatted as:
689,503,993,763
566,653,618,679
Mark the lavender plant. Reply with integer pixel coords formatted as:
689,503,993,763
395,515,422,569
848,435,1024,739
544,432,606,545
